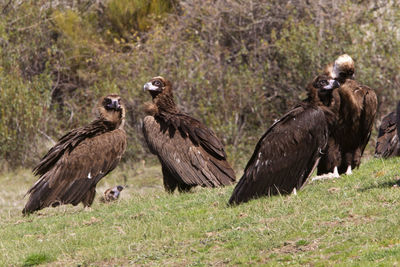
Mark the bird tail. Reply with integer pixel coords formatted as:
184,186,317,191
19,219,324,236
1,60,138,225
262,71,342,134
22,179,52,215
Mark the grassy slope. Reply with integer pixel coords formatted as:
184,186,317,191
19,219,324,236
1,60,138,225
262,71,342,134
1,157,400,266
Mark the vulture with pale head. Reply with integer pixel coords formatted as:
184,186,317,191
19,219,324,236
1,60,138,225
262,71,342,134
375,101,400,158
23,94,126,214
229,75,340,205
142,76,235,193
316,54,377,178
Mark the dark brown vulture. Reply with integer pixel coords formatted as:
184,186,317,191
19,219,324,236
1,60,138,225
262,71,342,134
23,94,126,214
142,76,235,193
229,75,340,205
375,101,400,158
315,54,378,179
100,185,124,202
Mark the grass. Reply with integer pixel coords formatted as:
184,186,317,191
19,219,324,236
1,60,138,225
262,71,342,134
1,157,400,266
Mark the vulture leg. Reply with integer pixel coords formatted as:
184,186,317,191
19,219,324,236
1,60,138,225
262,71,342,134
345,165,353,175
162,166,178,193
343,152,353,175
82,187,96,207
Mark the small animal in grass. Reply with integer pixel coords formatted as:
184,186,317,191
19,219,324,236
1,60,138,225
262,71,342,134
100,185,124,202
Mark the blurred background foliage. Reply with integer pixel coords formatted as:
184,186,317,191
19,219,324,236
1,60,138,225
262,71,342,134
0,0,399,170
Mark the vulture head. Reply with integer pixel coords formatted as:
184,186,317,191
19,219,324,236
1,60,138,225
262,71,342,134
308,74,340,104
143,76,177,113
331,54,355,83
97,94,125,128
101,185,124,202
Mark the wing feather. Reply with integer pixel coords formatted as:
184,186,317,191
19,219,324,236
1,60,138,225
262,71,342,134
229,105,328,204
143,116,235,189
23,129,126,214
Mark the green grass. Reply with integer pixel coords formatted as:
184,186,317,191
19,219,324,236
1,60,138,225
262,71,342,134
1,157,400,266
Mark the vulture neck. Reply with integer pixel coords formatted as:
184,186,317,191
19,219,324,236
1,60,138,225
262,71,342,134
306,84,323,106
98,108,125,130
152,87,178,114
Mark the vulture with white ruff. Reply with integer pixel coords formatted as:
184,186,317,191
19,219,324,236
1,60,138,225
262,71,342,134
316,54,377,178
229,74,340,205
142,76,236,193
23,94,126,214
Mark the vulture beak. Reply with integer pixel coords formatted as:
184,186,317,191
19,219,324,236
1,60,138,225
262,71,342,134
107,99,121,110
143,82,162,92
323,79,340,90
116,185,124,192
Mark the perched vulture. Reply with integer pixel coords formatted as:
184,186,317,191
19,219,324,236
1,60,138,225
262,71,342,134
229,75,340,205
100,185,124,202
316,54,377,178
23,94,126,214
142,76,235,193
375,101,400,158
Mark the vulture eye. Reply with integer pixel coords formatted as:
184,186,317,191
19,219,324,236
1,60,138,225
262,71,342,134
153,80,161,86
320,80,328,86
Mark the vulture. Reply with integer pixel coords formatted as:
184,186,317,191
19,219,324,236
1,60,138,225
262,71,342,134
100,185,124,202
142,76,236,193
316,54,377,178
375,101,400,158
229,74,340,205
23,94,126,214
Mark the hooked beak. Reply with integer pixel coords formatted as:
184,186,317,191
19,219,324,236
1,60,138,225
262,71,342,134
323,79,340,90
106,100,121,110
143,82,162,92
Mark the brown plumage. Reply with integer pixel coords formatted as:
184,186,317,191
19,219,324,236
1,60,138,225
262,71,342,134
23,94,126,214
317,54,377,177
142,76,235,193
229,75,339,205
375,101,400,158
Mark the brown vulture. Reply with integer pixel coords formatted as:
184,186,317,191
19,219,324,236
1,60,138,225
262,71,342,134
100,185,124,202
229,75,340,205
142,76,236,193
375,101,400,158
315,54,378,179
23,94,126,214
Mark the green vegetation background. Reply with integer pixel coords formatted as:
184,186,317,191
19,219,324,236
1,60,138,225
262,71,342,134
1,1,400,266
0,0,399,169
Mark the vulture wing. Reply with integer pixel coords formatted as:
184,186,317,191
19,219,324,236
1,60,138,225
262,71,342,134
375,111,399,158
143,115,235,189
229,104,328,205
358,85,378,155
23,128,126,214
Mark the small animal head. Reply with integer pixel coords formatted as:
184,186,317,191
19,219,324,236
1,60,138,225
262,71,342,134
102,185,124,202
331,54,355,83
97,94,125,128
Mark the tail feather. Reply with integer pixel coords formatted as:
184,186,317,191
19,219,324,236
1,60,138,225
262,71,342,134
22,180,51,215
